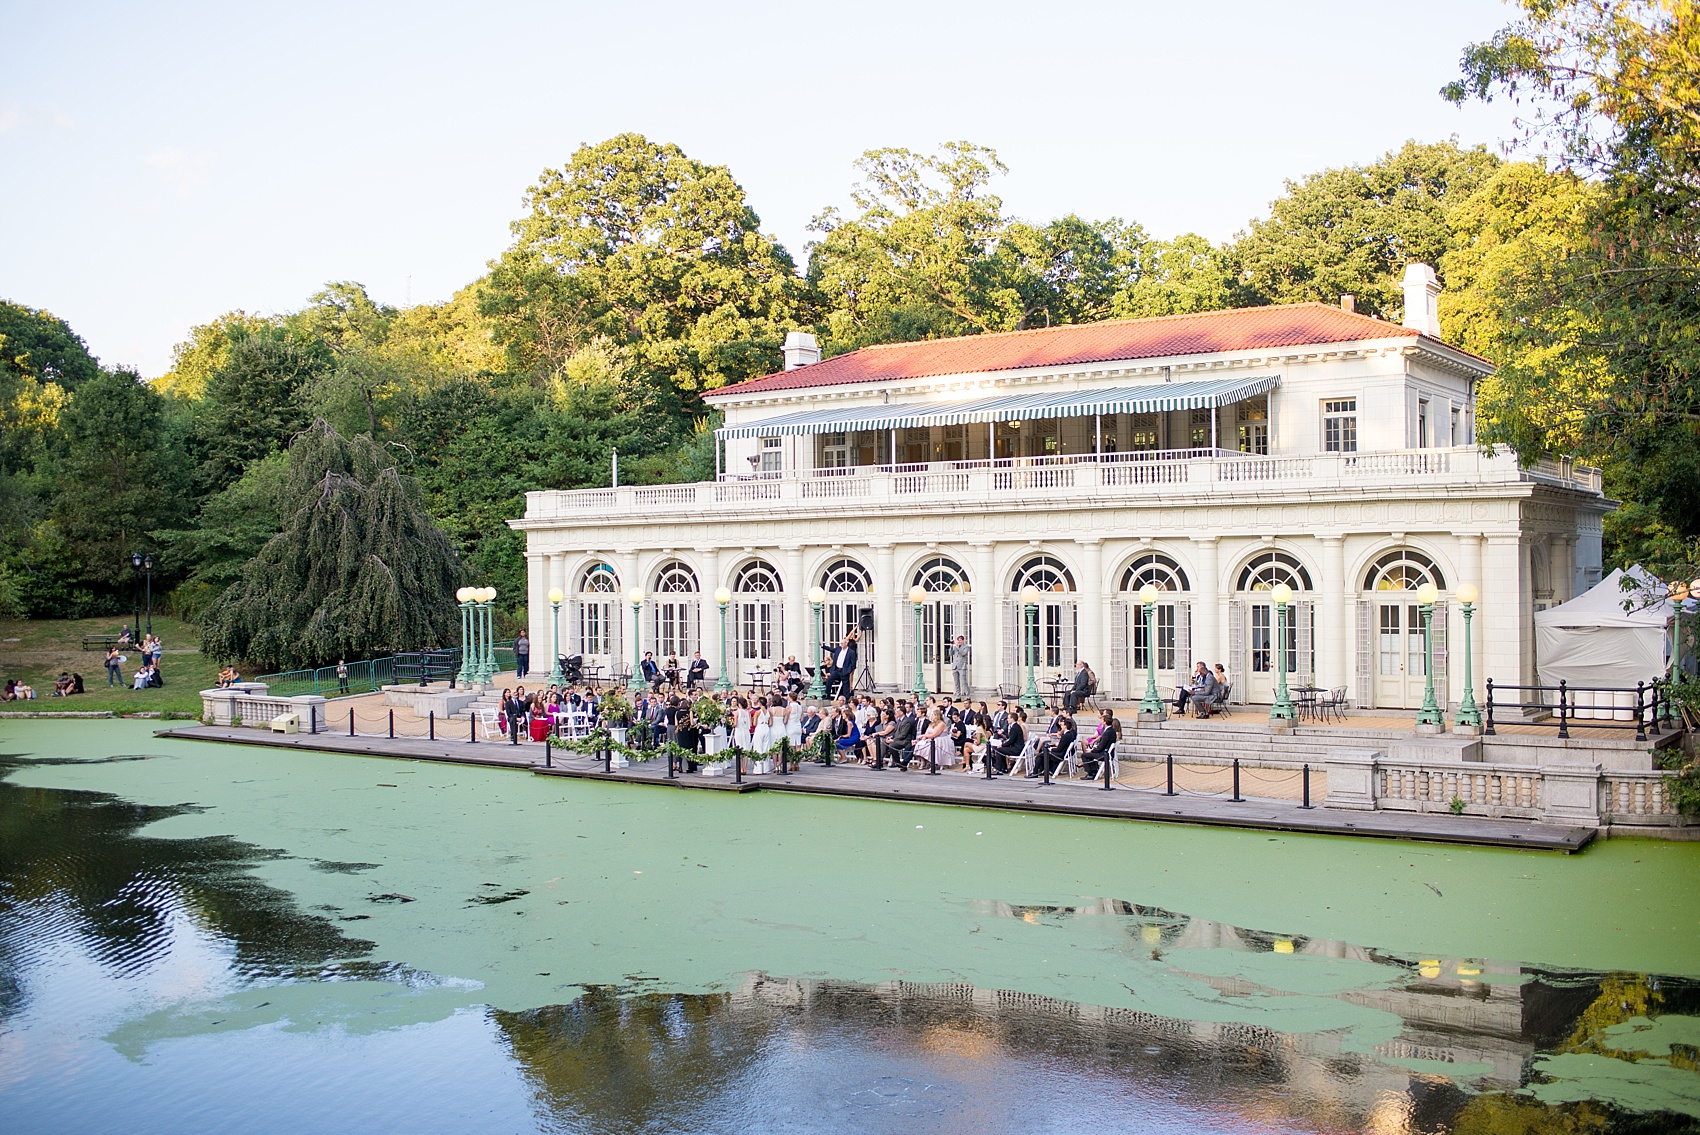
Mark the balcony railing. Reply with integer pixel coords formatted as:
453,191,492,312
524,446,1603,523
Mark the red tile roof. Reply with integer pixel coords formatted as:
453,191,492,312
709,303,1478,398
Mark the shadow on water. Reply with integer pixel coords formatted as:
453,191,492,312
3,751,1699,1134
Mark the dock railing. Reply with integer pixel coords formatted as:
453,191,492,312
1484,678,1662,742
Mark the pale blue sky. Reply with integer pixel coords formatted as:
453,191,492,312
0,0,1526,376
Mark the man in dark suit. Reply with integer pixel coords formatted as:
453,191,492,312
828,633,858,699
1063,659,1092,711
1082,710,1120,779
640,651,662,691
991,711,1026,775
887,701,918,770
686,652,709,690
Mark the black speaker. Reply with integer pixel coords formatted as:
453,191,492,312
858,608,875,632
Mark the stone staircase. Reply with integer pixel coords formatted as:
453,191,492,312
1115,717,1469,767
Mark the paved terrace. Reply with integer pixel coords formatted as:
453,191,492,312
159,722,1596,852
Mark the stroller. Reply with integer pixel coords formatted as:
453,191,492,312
559,654,584,685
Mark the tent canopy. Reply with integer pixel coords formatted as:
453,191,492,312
1534,566,1670,688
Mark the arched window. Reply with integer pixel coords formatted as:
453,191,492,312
820,557,872,594
733,560,782,593
653,562,699,593
913,556,971,594
1120,552,1190,593
1011,555,1075,593
1364,549,1446,592
1236,551,1313,593
580,563,619,593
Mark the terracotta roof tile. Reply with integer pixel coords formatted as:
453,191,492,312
709,303,1474,398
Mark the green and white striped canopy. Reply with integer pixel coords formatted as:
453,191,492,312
716,375,1280,439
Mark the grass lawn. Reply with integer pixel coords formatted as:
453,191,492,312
0,615,222,716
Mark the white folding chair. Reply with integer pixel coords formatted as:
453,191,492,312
1054,739,1081,779
479,708,506,740
1008,736,1038,777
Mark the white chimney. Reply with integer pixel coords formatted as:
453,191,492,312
782,330,820,370
1401,263,1442,338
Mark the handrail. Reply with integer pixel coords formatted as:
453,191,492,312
1484,677,1660,741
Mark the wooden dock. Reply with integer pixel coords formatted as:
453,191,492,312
158,725,1596,852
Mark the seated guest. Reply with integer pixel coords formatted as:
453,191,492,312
1175,662,1206,714
913,708,954,770
991,709,1026,775
800,703,824,746
70,673,84,695
640,652,663,691
886,702,919,770
686,652,710,690
217,666,240,689
868,708,896,766
1081,710,1120,779
0,680,14,701
1210,664,1230,711
833,708,862,760
1191,663,1220,718
133,663,151,690
1063,659,1093,711
51,672,73,696
672,713,701,772
1031,712,1077,778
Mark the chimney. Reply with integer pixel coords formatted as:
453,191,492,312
782,330,820,371
1339,294,1355,313
1401,263,1442,338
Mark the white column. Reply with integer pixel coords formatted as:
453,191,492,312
1076,538,1104,677
1191,537,1221,670
872,544,897,689
782,545,807,667
1484,535,1527,695
619,549,642,667
698,547,722,680
970,541,997,693
526,552,546,663
547,552,568,668
1319,535,1347,693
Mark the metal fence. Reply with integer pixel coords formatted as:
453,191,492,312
260,641,517,696
1485,678,1664,741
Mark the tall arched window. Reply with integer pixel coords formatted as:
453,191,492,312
1010,555,1075,593
1236,551,1313,593
731,560,779,664
1364,549,1446,592
912,556,971,593
651,561,699,660
1120,553,1190,593
819,557,872,651
577,563,619,655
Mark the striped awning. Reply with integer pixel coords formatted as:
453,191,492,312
715,375,1280,439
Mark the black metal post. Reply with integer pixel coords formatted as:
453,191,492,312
308,704,316,734
469,711,476,743
388,709,394,739
1165,754,1175,796
350,707,355,737
1635,680,1647,742
429,710,434,740
1484,678,1496,736
545,740,552,769
144,557,153,636
1558,678,1570,739
1231,758,1242,802
1301,763,1312,809
984,743,996,779
822,743,831,768
734,749,743,784
927,741,939,775
1039,749,1052,786
1100,746,1114,791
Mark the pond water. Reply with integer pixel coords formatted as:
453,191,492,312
3,720,1700,1134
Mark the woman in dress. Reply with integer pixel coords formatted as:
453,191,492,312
752,697,774,754
734,696,754,751
784,694,805,749
915,708,953,770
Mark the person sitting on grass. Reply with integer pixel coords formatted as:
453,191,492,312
52,672,73,696
70,673,84,695
12,680,36,699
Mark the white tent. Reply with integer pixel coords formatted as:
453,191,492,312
1535,568,1670,712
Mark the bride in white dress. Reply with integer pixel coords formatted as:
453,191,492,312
784,695,805,748
734,698,754,751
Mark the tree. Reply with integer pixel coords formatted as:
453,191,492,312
488,133,806,393
153,451,289,623
192,325,330,495
1112,233,1242,319
1233,140,1501,318
199,419,466,670
0,300,102,391
52,370,190,592
153,311,277,400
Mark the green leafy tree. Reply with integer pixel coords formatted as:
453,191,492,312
487,133,806,393
0,300,102,391
153,451,289,622
52,370,191,593
1112,233,1242,319
153,311,278,400
193,325,331,495
200,419,466,669
1233,140,1500,318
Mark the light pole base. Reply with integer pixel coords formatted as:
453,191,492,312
1414,720,1448,736
1138,710,1167,724
1267,712,1295,734
1452,723,1482,738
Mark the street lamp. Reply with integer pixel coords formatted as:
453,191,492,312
1019,584,1043,710
1415,581,1444,728
129,552,144,642
627,587,646,691
1137,583,1166,719
474,587,498,684
455,586,476,685
713,586,733,691
909,584,930,701
1454,582,1481,730
807,585,828,697
547,587,565,686
1269,582,1296,722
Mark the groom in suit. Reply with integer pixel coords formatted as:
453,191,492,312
828,632,858,699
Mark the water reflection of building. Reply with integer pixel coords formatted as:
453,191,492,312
492,902,1607,1135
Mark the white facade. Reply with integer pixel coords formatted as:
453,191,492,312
512,296,1610,712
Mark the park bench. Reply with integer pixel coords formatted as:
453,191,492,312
82,633,123,652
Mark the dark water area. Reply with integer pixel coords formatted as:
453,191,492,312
3,727,1700,1134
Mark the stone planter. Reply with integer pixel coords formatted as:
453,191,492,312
609,726,628,745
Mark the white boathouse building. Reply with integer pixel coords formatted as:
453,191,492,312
512,265,1609,712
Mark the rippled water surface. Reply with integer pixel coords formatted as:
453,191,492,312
3,720,1700,1134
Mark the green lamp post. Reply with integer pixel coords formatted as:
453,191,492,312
627,587,646,692
1415,581,1444,727
546,587,565,686
807,585,828,697
909,584,930,701
1019,585,1044,710
455,586,475,685
714,586,734,692
480,587,499,684
1137,583,1166,718
1268,582,1297,723
1454,581,1481,730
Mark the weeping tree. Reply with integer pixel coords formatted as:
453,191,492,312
201,419,467,670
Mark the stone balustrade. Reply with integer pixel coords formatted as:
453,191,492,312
201,685,327,731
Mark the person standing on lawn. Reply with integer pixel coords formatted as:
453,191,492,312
105,647,123,687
